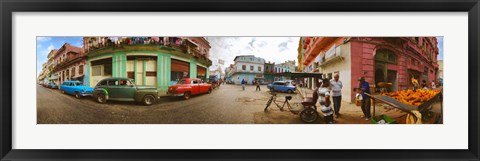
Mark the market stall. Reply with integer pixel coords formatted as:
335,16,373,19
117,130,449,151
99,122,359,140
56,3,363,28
366,88,443,124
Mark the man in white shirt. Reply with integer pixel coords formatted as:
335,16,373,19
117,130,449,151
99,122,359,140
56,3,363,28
330,74,343,118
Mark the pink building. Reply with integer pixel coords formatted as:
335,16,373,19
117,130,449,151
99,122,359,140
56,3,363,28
301,37,440,102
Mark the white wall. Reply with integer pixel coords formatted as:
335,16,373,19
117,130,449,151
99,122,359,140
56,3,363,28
320,43,353,102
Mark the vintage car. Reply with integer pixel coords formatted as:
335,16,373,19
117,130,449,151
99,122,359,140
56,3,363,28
267,81,297,94
167,78,213,100
60,80,94,98
92,78,160,106
47,82,58,89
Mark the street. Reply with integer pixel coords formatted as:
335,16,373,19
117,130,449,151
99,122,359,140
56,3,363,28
37,84,441,124
38,84,311,124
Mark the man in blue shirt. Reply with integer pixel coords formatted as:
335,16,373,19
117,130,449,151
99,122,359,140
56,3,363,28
358,77,371,120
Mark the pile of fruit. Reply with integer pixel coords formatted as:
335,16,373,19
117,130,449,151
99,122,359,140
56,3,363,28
383,89,441,106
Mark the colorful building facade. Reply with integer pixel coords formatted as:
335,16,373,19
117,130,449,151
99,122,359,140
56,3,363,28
83,37,212,95
301,37,440,102
230,55,265,85
51,43,86,86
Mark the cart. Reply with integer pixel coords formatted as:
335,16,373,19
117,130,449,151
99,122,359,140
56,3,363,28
365,88,443,124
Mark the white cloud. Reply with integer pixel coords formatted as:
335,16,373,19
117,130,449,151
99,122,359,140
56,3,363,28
37,37,52,42
206,37,300,71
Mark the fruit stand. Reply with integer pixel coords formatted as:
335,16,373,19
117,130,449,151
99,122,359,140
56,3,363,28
366,88,443,124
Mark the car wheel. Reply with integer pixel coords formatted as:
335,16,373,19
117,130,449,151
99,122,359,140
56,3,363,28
183,92,191,100
75,92,81,99
96,93,107,104
270,88,274,92
143,95,156,106
287,89,293,94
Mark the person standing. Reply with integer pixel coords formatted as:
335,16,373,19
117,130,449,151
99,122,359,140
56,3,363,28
358,77,371,121
256,80,261,91
330,74,343,118
431,80,437,89
318,78,334,124
241,79,246,91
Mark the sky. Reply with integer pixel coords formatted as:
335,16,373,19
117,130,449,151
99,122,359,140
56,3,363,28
36,37,82,76
37,36,443,76
437,36,444,60
206,37,299,70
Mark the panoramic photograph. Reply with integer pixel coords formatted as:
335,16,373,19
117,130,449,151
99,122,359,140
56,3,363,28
36,36,443,124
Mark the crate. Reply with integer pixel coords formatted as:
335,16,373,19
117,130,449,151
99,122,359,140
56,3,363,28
371,114,396,124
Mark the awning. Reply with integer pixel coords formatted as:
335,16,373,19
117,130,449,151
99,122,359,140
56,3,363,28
48,76,58,80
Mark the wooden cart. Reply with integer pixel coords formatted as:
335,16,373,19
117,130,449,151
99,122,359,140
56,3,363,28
365,89,443,124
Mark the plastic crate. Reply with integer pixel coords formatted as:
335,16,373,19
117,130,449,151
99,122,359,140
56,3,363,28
371,114,396,124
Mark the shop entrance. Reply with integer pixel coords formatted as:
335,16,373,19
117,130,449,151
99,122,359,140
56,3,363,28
171,59,190,85
90,57,112,87
374,49,397,92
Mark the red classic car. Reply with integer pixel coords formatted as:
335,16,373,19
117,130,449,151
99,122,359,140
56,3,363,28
167,78,213,100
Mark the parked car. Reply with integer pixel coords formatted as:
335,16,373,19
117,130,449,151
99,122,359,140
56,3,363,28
167,78,213,100
47,82,58,89
92,78,159,106
285,80,296,86
267,81,296,94
60,80,94,99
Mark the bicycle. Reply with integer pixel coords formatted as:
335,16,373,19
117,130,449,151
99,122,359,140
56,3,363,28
264,92,293,112
264,92,319,123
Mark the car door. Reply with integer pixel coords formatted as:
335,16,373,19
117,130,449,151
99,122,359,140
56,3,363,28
64,82,73,94
107,79,121,99
191,79,200,95
118,79,135,99
277,82,287,92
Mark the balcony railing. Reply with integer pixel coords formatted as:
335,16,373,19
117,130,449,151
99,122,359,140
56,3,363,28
84,37,211,63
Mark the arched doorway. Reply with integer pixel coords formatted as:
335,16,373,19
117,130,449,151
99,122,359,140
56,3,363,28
374,49,398,92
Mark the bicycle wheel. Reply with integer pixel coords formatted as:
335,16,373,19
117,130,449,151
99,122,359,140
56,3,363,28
264,96,274,112
299,108,319,123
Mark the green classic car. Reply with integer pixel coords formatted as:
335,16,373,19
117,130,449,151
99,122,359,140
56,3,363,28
92,78,160,106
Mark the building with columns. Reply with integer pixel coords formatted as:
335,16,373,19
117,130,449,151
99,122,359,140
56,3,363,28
83,37,212,95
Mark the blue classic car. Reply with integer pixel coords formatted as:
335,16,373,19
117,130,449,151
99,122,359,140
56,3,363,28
267,81,296,94
60,80,94,98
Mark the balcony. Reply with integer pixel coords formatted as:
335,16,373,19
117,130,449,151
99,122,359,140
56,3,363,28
85,37,212,67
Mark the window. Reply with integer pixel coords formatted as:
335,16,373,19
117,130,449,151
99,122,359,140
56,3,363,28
192,80,198,84
108,80,119,86
250,65,254,71
97,80,107,86
92,66,102,76
242,65,246,70
375,49,397,64
72,67,76,76
79,65,84,75
258,66,261,71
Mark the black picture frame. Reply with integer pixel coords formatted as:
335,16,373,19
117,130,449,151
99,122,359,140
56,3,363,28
1,0,479,160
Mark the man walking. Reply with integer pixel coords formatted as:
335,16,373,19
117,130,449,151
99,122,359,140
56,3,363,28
358,77,371,121
330,74,343,118
256,80,261,91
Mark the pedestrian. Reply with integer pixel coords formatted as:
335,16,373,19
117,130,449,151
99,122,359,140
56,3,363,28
422,80,428,90
358,77,371,121
256,80,261,91
241,79,246,91
431,80,436,89
330,74,343,118
318,78,334,124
